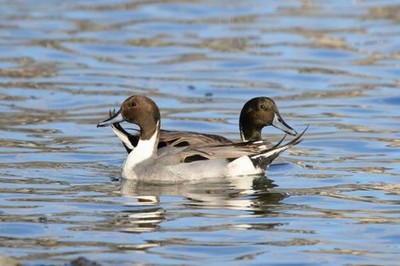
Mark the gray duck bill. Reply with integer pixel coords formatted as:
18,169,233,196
272,112,297,136
97,109,124,127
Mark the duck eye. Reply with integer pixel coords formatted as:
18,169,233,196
131,101,137,107
260,104,266,110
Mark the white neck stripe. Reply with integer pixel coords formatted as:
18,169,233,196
123,122,159,175
239,125,247,142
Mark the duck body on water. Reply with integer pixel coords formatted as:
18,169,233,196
98,95,305,183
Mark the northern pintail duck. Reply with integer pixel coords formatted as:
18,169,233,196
97,95,305,183
102,97,297,153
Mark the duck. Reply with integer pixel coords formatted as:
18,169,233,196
102,97,297,154
97,95,306,183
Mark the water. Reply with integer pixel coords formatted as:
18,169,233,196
1,0,399,265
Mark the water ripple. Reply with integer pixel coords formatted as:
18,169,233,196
0,0,399,265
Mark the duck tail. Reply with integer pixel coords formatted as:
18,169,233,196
250,126,308,170
109,109,139,153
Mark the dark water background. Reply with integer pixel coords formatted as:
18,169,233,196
1,1,399,265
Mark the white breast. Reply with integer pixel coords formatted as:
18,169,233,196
122,128,158,179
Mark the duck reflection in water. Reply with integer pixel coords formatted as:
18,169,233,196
116,175,287,234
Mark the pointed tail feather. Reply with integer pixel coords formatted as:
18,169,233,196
250,126,308,169
109,108,139,152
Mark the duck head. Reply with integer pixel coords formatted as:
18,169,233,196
97,95,160,140
239,97,297,141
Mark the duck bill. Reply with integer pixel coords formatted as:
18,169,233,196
272,112,297,136
97,110,124,127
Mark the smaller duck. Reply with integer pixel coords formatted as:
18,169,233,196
97,95,305,183
103,97,297,154
239,97,297,141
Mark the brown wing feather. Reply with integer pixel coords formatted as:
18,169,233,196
159,130,233,147
160,127,308,165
